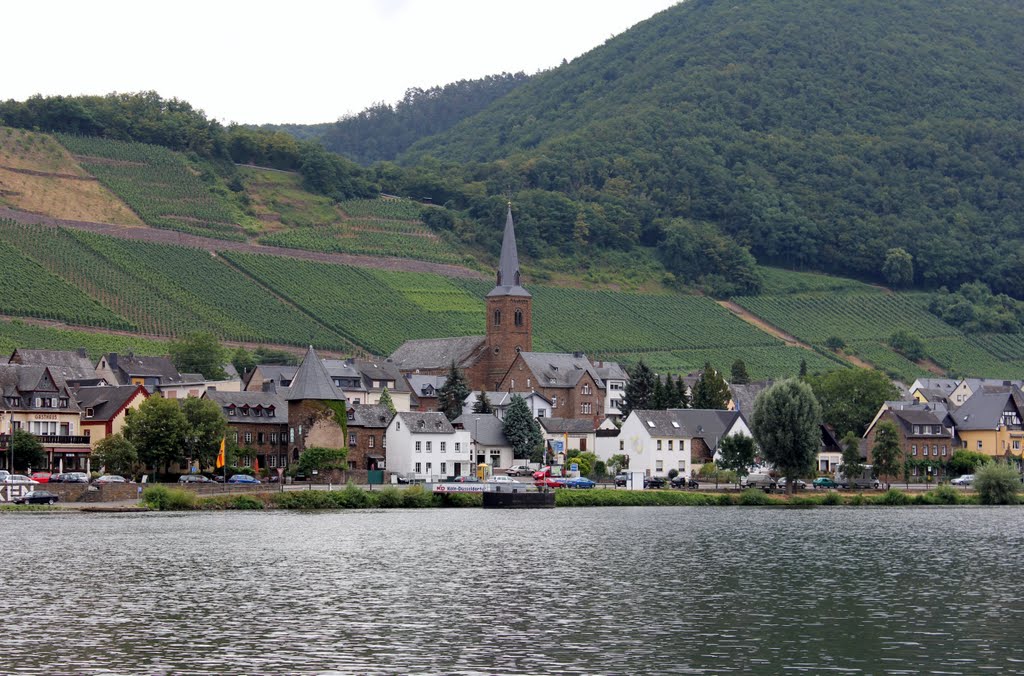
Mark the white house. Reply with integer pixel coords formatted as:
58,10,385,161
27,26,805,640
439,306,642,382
594,361,629,421
385,412,472,481
538,417,597,459
452,414,514,468
601,409,751,479
461,390,552,420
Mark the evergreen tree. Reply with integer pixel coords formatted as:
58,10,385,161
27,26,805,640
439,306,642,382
839,432,866,489
676,376,690,409
799,359,808,378
472,390,493,414
621,360,656,418
436,360,471,421
752,378,821,494
378,387,397,414
502,394,543,462
650,376,668,410
730,359,750,385
692,363,730,410
663,374,683,409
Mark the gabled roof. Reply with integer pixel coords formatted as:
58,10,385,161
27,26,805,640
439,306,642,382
486,206,531,299
911,378,958,393
346,403,395,429
352,358,410,393
8,348,96,382
104,353,182,384
593,361,629,382
75,385,147,422
285,346,346,402
729,380,774,413
452,414,510,446
516,352,603,389
407,374,448,397
390,335,486,372
395,411,456,434
953,387,1024,431
0,365,79,411
538,417,596,435
631,408,745,444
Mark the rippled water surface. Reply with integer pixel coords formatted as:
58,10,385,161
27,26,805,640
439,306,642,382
3,507,1023,674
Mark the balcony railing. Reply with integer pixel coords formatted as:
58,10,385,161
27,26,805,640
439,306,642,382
0,434,92,447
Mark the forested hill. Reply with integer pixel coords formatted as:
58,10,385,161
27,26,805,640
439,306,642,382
400,0,1024,296
261,73,530,165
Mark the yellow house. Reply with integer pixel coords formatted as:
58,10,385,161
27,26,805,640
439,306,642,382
951,388,1024,459
76,385,149,448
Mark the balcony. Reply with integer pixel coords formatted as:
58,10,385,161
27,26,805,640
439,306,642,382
0,434,92,447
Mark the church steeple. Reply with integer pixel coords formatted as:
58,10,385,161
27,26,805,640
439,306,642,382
487,205,531,298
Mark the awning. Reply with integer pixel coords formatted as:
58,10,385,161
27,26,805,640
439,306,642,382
367,454,385,460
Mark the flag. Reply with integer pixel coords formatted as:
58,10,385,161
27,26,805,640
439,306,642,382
216,437,225,469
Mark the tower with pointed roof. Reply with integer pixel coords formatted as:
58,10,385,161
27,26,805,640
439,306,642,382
285,345,348,465
483,206,533,389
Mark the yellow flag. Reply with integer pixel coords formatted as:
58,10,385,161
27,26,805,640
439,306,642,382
216,437,226,469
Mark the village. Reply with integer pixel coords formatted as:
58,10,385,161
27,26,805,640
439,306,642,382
1,209,1022,497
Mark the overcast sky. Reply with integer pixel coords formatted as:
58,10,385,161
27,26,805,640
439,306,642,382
7,1,678,125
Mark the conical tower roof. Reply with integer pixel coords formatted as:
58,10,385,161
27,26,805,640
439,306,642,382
285,346,346,402
487,205,531,298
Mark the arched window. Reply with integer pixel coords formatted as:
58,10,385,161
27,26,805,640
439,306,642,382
514,309,523,326
514,270,521,285
494,309,501,326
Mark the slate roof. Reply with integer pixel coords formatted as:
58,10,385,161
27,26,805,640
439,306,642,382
452,414,510,446
912,378,958,393
729,380,773,413
347,403,395,429
352,358,410,393
206,390,288,423
396,411,456,434
516,352,603,389
8,348,96,382
0,365,80,411
390,335,486,372
104,353,183,385
916,388,954,405
538,417,596,435
487,207,531,299
285,346,346,402
594,361,629,382
952,387,1024,431
407,374,447,397
75,385,146,422
632,409,745,445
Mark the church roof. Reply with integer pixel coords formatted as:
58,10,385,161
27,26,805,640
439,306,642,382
390,335,486,372
486,206,531,298
284,346,346,402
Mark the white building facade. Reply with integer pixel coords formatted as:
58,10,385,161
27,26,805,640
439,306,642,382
385,412,472,480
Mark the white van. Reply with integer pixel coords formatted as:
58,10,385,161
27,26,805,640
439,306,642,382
835,465,880,489
743,472,777,490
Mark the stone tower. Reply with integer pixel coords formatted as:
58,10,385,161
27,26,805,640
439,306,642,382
483,206,532,389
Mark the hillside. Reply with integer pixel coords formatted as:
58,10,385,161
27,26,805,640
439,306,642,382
400,0,1024,296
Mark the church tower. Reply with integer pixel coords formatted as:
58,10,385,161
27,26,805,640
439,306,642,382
484,205,532,389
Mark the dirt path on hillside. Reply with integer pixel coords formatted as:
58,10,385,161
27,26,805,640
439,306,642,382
716,300,808,347
0,207,485,279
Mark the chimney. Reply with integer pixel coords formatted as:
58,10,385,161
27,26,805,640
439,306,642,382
263,379,277,393
77,347,88,358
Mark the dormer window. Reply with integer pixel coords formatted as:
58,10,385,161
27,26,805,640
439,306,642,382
228,407,236,416
347,409,355,420
85,407,95,419
241,407,249,416
267,408,275,418
59,398,69,408
254,407,263,417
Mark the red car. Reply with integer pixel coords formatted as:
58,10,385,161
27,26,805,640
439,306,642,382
29,471,51,483
535,476,567,489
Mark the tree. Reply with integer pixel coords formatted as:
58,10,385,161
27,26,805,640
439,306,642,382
974,462,1021,505
124,395,189,475
948,449,991,475
799,359,808,378
168,332,227,380
565,451,597,476
230,346,257,377
882,247,914,288
889,330,925,361
752,378,822,494
378,387,397,414
472,390,493,414
296,446,348,476
607,453,629,473
10,429,45,472
253,347,299,365
436,361,471,421
692,363,730,410
181,396,228,470
807,369,899,438
621,360,656,418
871,420,902,489
92,433,139,478
502,394,543,462
839,432,865,489
730,359,750,385
716,433,756,480
675,376,690,409
650,376,668,410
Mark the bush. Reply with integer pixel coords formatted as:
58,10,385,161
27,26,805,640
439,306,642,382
401,485,437,508
142,485,196,510
738,488,773,506
372,486,405,508
875,489,911,505
821,491,843,505
272,490,336,509
439,492,483,508
924,485,961,505
849,493,867,506
975,463,1021,505
334,482,372,509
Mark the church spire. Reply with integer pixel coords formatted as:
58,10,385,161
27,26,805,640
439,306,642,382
487,204,531,298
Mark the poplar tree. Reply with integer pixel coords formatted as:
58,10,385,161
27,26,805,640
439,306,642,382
621,360,656,418
752,378,821,494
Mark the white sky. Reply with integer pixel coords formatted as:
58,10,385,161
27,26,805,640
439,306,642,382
6,1,678,125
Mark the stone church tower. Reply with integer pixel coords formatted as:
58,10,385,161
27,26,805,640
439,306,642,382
482,206,532,389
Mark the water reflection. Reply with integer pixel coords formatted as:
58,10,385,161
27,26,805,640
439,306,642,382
2,507,1023,674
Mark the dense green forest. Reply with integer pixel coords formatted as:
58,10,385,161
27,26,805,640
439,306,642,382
262,73,530,165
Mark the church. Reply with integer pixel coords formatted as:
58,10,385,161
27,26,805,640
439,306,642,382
390,207,619,425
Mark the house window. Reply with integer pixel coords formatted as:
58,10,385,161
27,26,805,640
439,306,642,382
668,440,674,451
254,408,263,417
369,436,375,448
977,440,983,450
580,403,592,414
426,441,432,452
494,309,501,326
267,409,275,418
679,460,686,471
85,407,95,418
656,460,663,471
911,445,917,456
923,447,929,456
657,440,663,451
932,444,938,456
426,463,432,474
619,440,624,451
397,421,401,431
582,384,591,395
258,433,265,444
941,445,947,456
228,408,236,416
441,463,447,475
244,432,252,443
241,408,249,416
515,309,523,326
290,428,295,443
441,442,446,453
1015,440,1021,451
455,442,461,452
234,432,239,443
415,462,421,473
527,378,531,388
415,441,422,452
270,433,277,444
383,436,386,449
511,379,515,389
349,433,357,446
537,409,546,418
269,455,277,468
59,398,69,408
552,396,558,409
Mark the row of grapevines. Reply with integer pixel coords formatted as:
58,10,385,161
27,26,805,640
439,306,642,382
604,346,844,380
337,198,425,220
0,318,168,361
844,340,930,382
925,336,1024,378
258,225,464,264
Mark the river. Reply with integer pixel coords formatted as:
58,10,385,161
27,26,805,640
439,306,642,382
2,506,1022,674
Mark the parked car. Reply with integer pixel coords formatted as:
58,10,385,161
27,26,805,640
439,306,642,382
62,472,90,483
178,474,216,484
13,490,60,505
49,472,63,482
532,466,558,481
396,473,425,484
670,475,699,489
1,474,39,484
813,477,839,489
489,475,520,484
776,478,807,491
93,475,127,484
742,473,777,490
951,474,974,486
536,476,567,489
644,476,667,489
564,477,597,489
455,475,480,483
227,474,260,484
505,465,532,477
614,473,628,487
29,471,52,483
0,470,8,481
